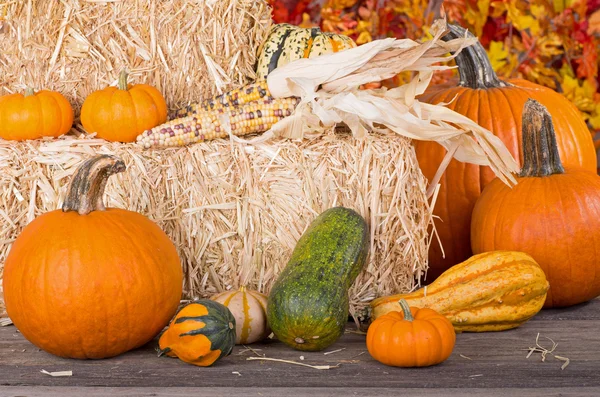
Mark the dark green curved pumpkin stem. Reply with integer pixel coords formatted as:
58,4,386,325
24,87,35,97
157,347,170,358
398,299,414,322
62,155,126,215
519,99,565,177
442,24,508,89
118,70,129,90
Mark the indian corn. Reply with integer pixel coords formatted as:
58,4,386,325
137,96,300,148
173,80,273,119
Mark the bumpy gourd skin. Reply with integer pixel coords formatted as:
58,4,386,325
370,251,549,332
267,207,369,351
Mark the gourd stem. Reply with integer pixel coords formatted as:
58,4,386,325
24,87,35,97
398,299,414,322
519,99,565,177
62,155,126,215
118,70,129,91
442,24,508,89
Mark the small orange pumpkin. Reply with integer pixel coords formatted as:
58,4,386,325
366,299,455,367
81,70,167,142
2,155,183,359
211,286,270,344
0,88,74,141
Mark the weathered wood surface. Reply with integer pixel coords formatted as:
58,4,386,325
0,298,599,396
2,387,600,397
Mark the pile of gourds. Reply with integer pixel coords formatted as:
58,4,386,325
2,22,600,371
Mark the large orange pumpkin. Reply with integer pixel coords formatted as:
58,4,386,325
2,155,183,359
0,88,73,140
471,100,600,308
415,25,597,281
81,70,167,142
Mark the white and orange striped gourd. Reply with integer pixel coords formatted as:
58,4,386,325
210,287,270,344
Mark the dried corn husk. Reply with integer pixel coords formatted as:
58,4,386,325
265,19,519,186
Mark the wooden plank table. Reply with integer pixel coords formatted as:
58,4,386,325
1,298,599,396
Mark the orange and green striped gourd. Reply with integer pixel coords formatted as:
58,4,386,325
158,300,236,367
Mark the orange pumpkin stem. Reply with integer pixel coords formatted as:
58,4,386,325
24,87,35,97
443,24,508,89
519,99,565,178
118,70,129,91
398,299,414,322
62,155,126,215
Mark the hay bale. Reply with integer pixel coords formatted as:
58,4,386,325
0,132,432,318
0,0,270,115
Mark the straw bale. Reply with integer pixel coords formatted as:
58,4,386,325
0,0,271,116
0,131,432,318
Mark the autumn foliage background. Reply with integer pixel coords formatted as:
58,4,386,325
268,0,600,151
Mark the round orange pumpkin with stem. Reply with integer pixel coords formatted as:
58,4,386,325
414,25,597,282
81,70,167,142
471,99,600,308
0,88,73,140
367,299,455,367
2,155,183,359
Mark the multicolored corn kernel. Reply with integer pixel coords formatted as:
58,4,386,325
173,81,273,118
137,97,300,149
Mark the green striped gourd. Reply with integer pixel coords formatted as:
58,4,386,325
158,300,236,367
256,23,356,80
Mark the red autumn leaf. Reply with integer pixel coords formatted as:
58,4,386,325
268,0,290,23
575,39,599,83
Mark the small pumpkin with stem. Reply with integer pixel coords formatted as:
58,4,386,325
415,24,597,281
0,87,74,140
471,99,600,308
81,70,167,142
367,299,455,367
2,155,183,359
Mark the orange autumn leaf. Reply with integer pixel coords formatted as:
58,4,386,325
590,9,600,34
